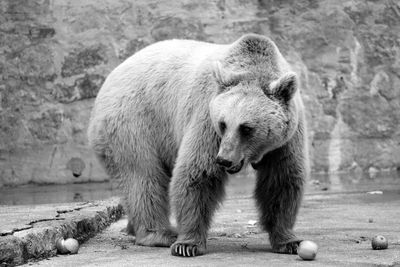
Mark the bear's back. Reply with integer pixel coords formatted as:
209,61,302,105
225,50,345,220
92,39,226,120
99,40,222,99
88,39,227,152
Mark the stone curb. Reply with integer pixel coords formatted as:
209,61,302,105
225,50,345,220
0,198,123,266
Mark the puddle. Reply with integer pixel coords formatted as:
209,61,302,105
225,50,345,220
229,168,400,196
0,168,399,206
310,170,400,194
0,182,118,205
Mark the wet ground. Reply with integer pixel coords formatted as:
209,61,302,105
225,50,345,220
0,182,117,206
1,169,400,205
1,170,400,266
21,177,400,267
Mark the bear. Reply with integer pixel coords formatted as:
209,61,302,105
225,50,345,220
88,33,309,257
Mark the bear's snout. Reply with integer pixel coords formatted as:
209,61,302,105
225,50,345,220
226,159,244,174
216,156,244,174
216,157,233,168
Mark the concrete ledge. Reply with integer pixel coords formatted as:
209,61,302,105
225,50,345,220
0,198,123,266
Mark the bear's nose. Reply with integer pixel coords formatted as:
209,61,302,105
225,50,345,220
216,157,233,168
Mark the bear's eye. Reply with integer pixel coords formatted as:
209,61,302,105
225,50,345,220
219,121,227,134
239,124,254,136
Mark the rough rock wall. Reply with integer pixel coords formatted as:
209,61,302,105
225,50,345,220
0,0,399,187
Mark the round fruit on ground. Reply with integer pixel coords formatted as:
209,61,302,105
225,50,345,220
64,238,80,254
298,240,318,260
371,235,388,250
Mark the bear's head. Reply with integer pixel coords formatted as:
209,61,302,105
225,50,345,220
209,34,300,174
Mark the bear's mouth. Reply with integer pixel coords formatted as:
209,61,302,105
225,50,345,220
226,159,244,174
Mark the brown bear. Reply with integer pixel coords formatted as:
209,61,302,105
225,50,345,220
88,34,309,257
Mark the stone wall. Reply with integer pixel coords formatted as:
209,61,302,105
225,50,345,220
1,0,399,187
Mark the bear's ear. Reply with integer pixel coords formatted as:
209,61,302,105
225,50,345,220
213,61,248,89
269,72,298,102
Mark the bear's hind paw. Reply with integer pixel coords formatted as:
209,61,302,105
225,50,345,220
273,240,302,254
135,231,177,247
171,243,201,257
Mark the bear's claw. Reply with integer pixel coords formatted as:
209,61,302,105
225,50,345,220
274,240,301,254
171,243,199,257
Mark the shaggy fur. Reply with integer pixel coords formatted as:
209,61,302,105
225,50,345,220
88,34,308,257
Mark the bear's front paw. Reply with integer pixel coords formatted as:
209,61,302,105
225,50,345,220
273,240,302,254
171,242,202,257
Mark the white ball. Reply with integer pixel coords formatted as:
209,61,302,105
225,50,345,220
56,238,69,254
298,240,318,260
64,238,80,254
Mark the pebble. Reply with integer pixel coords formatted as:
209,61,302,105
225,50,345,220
247,220,258,226
367,191,383,195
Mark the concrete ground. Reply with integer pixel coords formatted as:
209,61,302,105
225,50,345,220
1,173,400,266
0,198,123,266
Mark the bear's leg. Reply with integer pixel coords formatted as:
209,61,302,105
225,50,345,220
123,165,177,247
90,117,176,246
169,126,227,257
169,169,226,257
254,129,307,254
